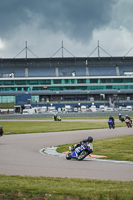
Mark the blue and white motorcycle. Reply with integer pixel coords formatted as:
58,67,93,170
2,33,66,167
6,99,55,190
108,119,115,129
66,143,93,161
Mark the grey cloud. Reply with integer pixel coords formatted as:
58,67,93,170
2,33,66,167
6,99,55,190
0,0,117,42
111,0,133,31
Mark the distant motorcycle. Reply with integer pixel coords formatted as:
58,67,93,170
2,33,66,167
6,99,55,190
54,116,61,121
66,143,93,161
119,116,125,122
108,119,115,129
125,119,132,128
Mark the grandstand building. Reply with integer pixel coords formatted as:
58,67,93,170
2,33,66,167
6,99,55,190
0,56,133,107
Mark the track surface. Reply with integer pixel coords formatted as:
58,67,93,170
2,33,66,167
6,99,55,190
0,124,133,181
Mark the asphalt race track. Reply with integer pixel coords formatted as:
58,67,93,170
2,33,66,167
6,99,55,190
0,125,133,181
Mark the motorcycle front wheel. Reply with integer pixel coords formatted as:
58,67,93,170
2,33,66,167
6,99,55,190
66,153,71,160
77,150,88,161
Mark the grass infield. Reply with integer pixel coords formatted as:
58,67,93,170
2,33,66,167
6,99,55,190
0,120,126,135
57,135,133,161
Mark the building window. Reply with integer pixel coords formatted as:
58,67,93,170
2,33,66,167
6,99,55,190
64,79,69,84
53,79,61,84
15,80,27,85
28,80,38,85
77,79,86,84
90,79,98,83
39,80,51,85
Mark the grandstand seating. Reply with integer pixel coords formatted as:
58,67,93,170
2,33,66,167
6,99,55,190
58,65,86,76
89,66,117,76
119,65,133,75
28,66,56,77
0,66,25,77
0,58,133,78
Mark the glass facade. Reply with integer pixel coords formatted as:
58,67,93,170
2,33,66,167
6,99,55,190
31,96,39,102
0,96,15,103
0,76,133,103
0,77,133,91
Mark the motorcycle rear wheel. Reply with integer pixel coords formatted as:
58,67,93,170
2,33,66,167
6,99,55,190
77,150,88,161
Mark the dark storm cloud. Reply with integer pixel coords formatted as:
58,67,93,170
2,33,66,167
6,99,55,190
0,0,117,41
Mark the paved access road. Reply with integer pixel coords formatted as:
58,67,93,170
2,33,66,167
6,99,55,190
0,126,133,181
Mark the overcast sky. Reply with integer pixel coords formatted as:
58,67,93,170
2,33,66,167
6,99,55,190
0,0,133,58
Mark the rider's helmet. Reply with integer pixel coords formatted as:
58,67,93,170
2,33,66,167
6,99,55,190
87,136,93,143
119,113,121,115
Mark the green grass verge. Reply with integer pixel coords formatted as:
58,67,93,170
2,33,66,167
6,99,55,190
0,103,14,109
0,175,133,200
1,116,133,120
1,121,126,135
57,135,133,161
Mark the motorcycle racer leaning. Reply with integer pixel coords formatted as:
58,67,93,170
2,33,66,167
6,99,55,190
71,136,93,151
125,115,132,124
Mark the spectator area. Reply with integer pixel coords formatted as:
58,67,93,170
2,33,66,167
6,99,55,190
0,58,133,78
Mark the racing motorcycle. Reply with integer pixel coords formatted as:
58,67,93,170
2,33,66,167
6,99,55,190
119,115,125,122
108,119,115,129
66,143,93,161
54,116,61,121
125,119,132,128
